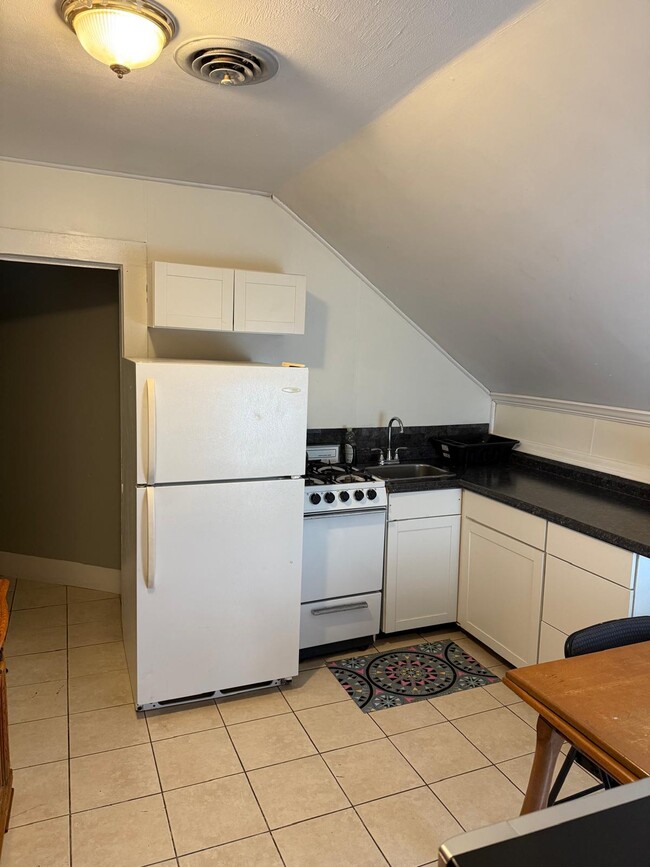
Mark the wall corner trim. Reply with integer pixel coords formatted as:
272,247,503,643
491,393,650,428
271,195,490,395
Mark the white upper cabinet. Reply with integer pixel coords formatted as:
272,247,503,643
149,262,234,331
234,271,306,334
149,262,306,335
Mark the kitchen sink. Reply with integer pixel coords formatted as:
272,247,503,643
365,463,455,480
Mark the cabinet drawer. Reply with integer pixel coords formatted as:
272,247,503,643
543,555,633,636
389,489,461,521
462,491,546,549
299,593,381,650
546,523,635,588
538,621,568,663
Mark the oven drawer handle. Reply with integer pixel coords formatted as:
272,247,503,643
310,602,369,616
304,508,386,519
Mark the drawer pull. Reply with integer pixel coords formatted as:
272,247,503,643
311,602,369,616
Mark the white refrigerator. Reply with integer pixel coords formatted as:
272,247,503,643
121,358,308,709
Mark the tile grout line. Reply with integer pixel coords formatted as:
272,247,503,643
147,711,179,862
217,715,288,864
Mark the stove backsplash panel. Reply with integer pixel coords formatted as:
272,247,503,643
306,424,489,466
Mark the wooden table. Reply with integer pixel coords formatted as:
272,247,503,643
505,642,650,814
0,579,13,852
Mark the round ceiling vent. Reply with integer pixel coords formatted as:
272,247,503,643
175,37,278,86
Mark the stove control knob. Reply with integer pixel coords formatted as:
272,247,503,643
367,489,378,500
309,493,321,505
354,490,365,501
324,492,336,503
339,491,350,502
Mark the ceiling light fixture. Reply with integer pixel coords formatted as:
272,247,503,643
60,0,176,79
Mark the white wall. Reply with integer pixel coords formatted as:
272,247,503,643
493,399,650,483
0,159,490,428
278,0,650,411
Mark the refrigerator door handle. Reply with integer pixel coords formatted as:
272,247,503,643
146,378,157,484
145,486,156,589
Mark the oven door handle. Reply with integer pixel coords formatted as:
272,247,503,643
310,602,369,616
304,508,386,519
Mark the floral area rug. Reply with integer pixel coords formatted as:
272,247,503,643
328,639,499,712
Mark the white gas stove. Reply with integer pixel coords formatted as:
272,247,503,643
304,456,387,514
300,445,386,655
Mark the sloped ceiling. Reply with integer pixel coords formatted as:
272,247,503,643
1,1,648,410
279,0,650,410
0,0,532,190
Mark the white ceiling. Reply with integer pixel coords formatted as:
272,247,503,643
0,0,532,190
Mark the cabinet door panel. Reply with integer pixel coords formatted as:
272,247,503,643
234,271,306,334
383,516,460,633
150,262,234,331
543,555,633,636
458,519,544,667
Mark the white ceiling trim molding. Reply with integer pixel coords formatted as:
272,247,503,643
491,394,650,427
272,195,490,396
0,155,272,198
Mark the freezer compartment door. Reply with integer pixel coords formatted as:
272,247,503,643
134,361,308,484
135,479,303,707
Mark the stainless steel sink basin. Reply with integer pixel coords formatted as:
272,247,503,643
365,463,455,480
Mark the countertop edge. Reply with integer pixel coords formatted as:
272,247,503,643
383,475,650,559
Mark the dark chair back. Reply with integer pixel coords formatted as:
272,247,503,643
564,616,650,658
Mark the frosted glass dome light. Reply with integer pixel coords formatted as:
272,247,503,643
61,1,176,78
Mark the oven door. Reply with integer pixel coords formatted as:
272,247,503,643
302,508,386,603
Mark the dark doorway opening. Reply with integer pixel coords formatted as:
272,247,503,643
0,260,121,571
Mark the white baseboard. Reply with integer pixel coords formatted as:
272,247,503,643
0,551,121,594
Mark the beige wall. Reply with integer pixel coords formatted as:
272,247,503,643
493,400,650,483
0,159,491,428
0,261,121,568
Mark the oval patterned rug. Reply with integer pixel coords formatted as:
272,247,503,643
327,639,500,712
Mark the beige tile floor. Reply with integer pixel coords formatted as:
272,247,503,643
1,578,597,867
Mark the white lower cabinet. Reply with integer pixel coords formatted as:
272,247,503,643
383,491,461,633
458,519,545,667
459,492,649,667
543,555,633,638
538,621,568,663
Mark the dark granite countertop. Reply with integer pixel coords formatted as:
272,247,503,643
371,456,650,558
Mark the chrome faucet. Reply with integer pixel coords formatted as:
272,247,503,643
370,417,406,465
387,417,404,463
